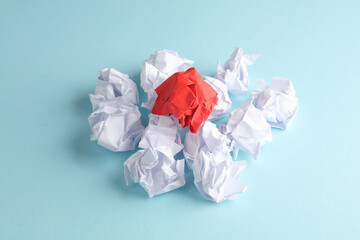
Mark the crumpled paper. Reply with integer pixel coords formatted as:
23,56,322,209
193,151,247,203
141,50,194,109
215,48,259,95
251,77,299,129
88,68,144,151
139,114,183,156
152,67,218,133
184,121,246,203
183,121,231,169
89,68,139,110
87,49,298,203
88,101,144,151
124,146,185,198
204,76,232,120
221,101,272,159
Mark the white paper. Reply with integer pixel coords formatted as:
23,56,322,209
124,146,185,198
193,151,247,203
140,50,194,109
221,101,272,159
88,68,144,151
183,121,231,169
215,48,259,95
139,114,183,156
89,68,139,110
251,77,299,129
204,76,232,120
183,121,246,202
88,101,144,151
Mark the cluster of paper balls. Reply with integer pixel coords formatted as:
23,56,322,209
88,48,298,203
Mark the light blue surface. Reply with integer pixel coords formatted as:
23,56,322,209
1,0,359,239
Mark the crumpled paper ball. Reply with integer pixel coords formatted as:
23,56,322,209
151,67,219,133
220,101,272,159
193,151,247,203
215,48,259,95
183,121,231,169
124,146,185,198
251,77,298,129
184,121,246,203
88,101,144,151
139,114,183,156
89,68,139,110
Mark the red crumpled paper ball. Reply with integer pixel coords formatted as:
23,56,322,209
151,67,218,133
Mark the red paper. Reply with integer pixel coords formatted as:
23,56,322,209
152,67,218,133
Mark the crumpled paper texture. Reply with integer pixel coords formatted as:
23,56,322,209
193,152,246,203
88,101,144,151
87,48,298,203
184,121,246,203
152,67,218,133
221,101,272,159
215,48,259,95
139,114,183,156
88,68,144,151
252,77,298,129
184,121,231,169
89,68,139,110
204,76,232,120
141,50,193,109
124,146,185,198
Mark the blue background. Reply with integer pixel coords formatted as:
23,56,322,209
1,0,359,239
